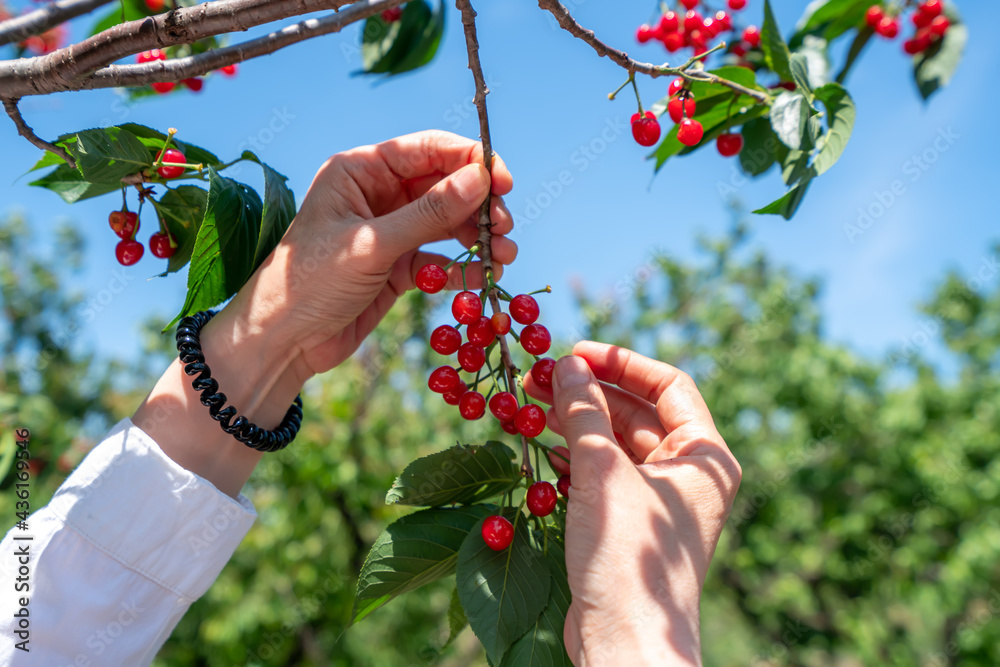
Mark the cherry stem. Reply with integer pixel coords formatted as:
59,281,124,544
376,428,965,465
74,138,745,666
154,127,179,167
527,285,552,296
630,74,644,115
457,0,533,479
608,73,633,101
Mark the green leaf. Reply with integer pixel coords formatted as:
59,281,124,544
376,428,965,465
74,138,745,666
386,441,520,507
170,169,262,326
754,176,813,219
781,149,812,186
28,164,119,203
456,514,551,664
360,1,444,76
73,127,151,185
151,186,209,274
789,53,814,100
653,102,769,172
238,151,297,270
352,505,494,623
769,91,810,150
811,82,856,176
445,585,468,649
913,5,966,100
119,123,222,168
761,0,794,82
389,0,445,75
498,538,573,667
739,117,780,177
791,0,875,49
90,0,150,36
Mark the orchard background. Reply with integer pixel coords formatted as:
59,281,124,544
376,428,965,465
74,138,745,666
1,0,1000,665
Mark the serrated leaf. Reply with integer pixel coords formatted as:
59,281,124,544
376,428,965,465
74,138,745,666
913,5,966,100
170,169,262,326
386,441,519,507
28,164,119,203
151,185,208,274
761,0,794,82
238,151,297,270
352,505,494,623
754,176,813,219
389,0,445,75
770,91,809,150
457,514,551,664
791,0,874,49
120,123,221,168
499,538,572,667
360,1,444,77
446,585,468,649
789,53,814,100
73,127,151,185
812,82,855,176
739,117,780,177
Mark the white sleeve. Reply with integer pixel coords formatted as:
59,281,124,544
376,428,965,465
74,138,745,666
0,418,257,666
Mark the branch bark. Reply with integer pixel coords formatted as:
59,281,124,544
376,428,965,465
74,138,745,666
456,0,533,479
2,98,77,168
0,0,113,47
536,0,770,105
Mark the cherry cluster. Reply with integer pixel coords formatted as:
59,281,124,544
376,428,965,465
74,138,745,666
636,0,747,56
107,147,187,266
135,49,238,95
866,0,951,54
631,76,746,156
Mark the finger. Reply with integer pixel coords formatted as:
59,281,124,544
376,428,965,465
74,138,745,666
377,164,490,258
452,197,515,239
376,131,514,195
451,225,519,265
551,355,631,488
571,341,716,434
548,445,571,476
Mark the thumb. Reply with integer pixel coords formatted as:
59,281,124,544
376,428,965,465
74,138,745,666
378,163,489,256
552,355,629,488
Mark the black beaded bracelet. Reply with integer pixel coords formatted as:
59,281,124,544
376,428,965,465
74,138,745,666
176,310,303,453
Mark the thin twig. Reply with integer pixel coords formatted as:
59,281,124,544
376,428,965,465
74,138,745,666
456,0,533,480
0,0,113,47
537,0,770,105
1,97,76,169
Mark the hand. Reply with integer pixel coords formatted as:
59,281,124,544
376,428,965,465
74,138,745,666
524,341,741,666
231,129,516,382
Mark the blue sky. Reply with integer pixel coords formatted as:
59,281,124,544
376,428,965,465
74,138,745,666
2,0,998,370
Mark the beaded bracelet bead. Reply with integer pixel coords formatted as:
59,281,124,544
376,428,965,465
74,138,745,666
175,310,303,453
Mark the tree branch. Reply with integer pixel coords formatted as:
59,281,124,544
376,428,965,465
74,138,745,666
0,0,113,48
536,0,770,105
0,0,398,98
456,0,533,479
1,97,76,169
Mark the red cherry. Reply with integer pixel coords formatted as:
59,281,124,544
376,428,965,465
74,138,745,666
702,18,720,38
912,8,933,28
149,232,175,258
509,294,540,325
514,404,546,438
430,325,462,355
668,96,696,123
381,7,403,22
526,481,558,517
443,386,467,405
459,391,486,420
636,25,655,43
658,11,680,34
631,111,661,147
531,358,556,389
677,118,704,147
731,42,748,57
115,239,144,266
742,25,761,47
687,28,707,49
662,31,685,52
876,17,899,38
452,291,483,325
716,133,744,157
489,392,518,422
428,366,462,393
520,324,551,356
220,64,238,76
929,15,950,37
482,515,514,551
151,81,175,94
920,0,943,17
714,10,732,30
136,49,166,63
683,10,703,32
865,5,885,28
904,33,932,54
416,264,448,293
156,148,186,178
500,420,519,435
556,475,571,498
727,0,746,11
181,77,203,92
467,316,496,347
491,312,512,336
109,211,139,239
457,343,486,372
771,81,797,91
680,0,699,9
668,78,685,97
145,0,165,10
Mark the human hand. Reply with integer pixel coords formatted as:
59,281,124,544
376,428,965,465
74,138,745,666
225,129,516,384
524,341,741,666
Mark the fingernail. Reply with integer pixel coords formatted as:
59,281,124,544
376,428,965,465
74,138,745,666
555,356,592,388
453,164,489,203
